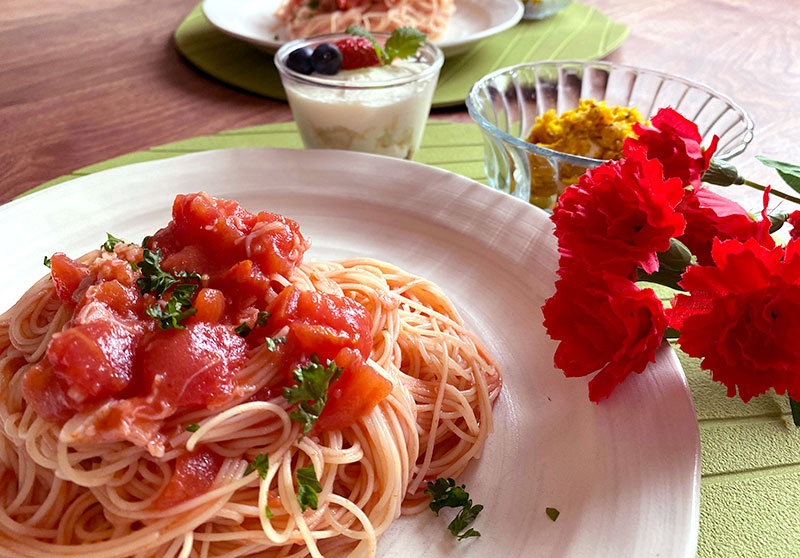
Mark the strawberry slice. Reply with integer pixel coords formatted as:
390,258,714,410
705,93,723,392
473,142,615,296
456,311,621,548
334,37,380,70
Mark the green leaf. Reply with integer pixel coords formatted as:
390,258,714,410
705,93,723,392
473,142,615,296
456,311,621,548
447,500,483,539
756,156,800,194
255,311,271,327
185,423,200,432
283,355,343,436
265,506,274,519
265,336,286,352
136,249,179,297
234,322,252,337
43,255,51,268
425,478,470,515
245,453,270,480
296,464,322,511
384,27,427,64
345,25,386,64
102,233,125,252
456,528,481,541
235,311,272,337
145,301,197,330
545,507,560,521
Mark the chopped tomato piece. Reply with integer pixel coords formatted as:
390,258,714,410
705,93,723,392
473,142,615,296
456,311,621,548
316,348,392,431
190,288,226,324
249,212,307,278
216,260,271,307
21,362,75,422
141,323,247,409
154,449,223,509
47,319,141,402
50,253,90,304
82,280,142,317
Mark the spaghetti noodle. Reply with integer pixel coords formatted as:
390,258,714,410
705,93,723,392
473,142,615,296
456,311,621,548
0,193,501,558
275,0,455,41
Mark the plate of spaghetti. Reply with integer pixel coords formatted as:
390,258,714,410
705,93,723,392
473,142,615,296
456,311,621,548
0,148,699,558
201,0,524,56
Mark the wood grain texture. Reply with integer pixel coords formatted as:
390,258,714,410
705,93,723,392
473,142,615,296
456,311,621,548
1,0,798,205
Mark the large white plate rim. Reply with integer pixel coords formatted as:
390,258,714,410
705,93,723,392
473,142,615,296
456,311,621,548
0,148,699,557
200,0,524,56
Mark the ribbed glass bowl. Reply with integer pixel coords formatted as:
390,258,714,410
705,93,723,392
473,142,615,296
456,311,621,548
466,60,754,209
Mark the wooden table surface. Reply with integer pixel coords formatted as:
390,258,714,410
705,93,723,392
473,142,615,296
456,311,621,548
1,0,798,206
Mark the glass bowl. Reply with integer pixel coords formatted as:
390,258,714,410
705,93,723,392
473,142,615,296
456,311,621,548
466,60,754,208
522,0,572,20
275,33,443,160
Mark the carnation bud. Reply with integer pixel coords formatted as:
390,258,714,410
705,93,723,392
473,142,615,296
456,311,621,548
768,211,789,234
702,159,745,187
636,238,696,290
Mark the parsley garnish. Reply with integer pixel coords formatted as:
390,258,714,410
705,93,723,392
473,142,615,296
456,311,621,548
545,507,560,521
102,233,124,252
425,478,483,540
283,355,343,437
296,464,322,511
307,0,319,8
43,256,51,268
245,453,270,479
265,506,274,519
235,311,272,337
136,249,201,329
345,25,427,66
186,423,200,432
265,336,286,352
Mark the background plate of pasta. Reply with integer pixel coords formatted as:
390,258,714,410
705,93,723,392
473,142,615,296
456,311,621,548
0,148,699,558
202,0,524,56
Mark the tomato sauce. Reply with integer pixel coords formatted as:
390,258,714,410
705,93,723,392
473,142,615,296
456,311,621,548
23,192,393,507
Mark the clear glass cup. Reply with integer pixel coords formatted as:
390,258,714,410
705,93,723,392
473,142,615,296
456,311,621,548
275,33,444,160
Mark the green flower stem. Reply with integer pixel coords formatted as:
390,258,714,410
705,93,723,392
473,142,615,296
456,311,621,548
790,397,800,427
743,179,800,206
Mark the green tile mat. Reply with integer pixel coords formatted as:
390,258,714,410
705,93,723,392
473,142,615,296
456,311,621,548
23,121,800,557
174,1,628,107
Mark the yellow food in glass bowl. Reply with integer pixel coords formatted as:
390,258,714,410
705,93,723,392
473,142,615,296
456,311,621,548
524,99,643,207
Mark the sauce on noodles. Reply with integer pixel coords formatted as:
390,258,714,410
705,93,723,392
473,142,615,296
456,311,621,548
0,192,501,558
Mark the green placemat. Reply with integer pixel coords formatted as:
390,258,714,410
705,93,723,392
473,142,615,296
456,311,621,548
174,2,628,108
24,121,800,558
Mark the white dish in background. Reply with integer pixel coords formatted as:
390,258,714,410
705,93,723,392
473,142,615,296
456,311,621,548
0,148,699,557
202,0,524,56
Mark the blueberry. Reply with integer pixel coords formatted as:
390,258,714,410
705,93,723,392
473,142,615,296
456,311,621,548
286,46,314,75
311,43,342,75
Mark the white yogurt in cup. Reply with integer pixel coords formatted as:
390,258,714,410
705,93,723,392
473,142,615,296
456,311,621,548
275,33,444,160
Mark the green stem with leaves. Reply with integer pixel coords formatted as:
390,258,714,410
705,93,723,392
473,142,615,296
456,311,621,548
743,180,800,205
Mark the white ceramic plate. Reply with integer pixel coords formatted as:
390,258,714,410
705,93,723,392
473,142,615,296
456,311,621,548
202,0,524,56
0,149,699,557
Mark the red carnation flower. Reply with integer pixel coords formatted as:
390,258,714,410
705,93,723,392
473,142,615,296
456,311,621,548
675,187,760,266
789,210,800,240
542,270,668,402
624,107,718,188
670,237,800,402
552,146,686,277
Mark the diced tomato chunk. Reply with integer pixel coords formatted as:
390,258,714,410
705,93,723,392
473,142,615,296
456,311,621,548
22,362,75,422
316,349,392,431
216,260,272,307
50,253,90,304
190,288,226,324
141,323,247,409
82,280,141,317
47,319,141,402
154,449,223,509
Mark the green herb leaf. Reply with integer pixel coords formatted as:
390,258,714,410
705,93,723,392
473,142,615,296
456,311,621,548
102,233,125,252
136,249,201,329
425,478,470,515
136,249,179,297
186,423,200,432
43,256,51,268
245,453,270,480
345,25,386,64
142,235,152,248
447,500,483,540
234,322,252,337
756,156,800,194
145,300,197,330
426,478,483,540
296,464,322,511
307,0,319,8
283,355,343,437
545,507,560,521
255,311,271,327
265,506,274,519
265,336,287,352
384,26,427,64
